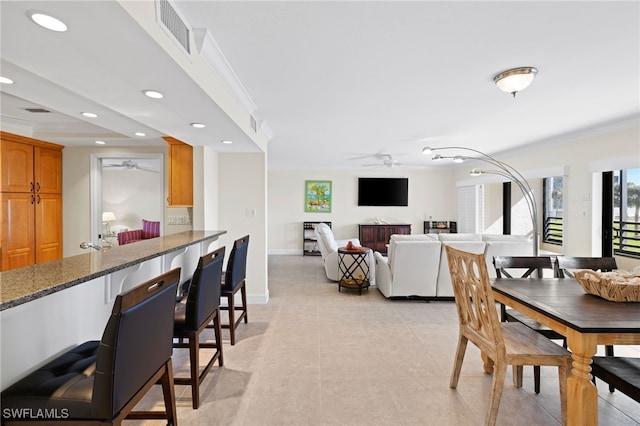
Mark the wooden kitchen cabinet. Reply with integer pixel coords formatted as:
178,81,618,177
163,136,193,207
0,132,63,271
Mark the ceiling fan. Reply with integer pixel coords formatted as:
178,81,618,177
102,159,159,172
363,155,417,169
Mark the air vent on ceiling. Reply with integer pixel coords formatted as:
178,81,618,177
156,0,190,54
24,108,50,113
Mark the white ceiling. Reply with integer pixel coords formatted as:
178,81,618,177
1,1,638,171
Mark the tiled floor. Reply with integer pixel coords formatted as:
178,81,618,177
138,255,640,425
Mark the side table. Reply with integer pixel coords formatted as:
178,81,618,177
337,247,372,295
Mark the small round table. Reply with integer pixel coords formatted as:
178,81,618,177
337,247,371,295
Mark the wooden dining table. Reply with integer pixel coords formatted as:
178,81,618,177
491,278,640,426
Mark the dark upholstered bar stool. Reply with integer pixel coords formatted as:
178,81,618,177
493,256,562,394
173,247,225,409
1,269,181,425
211,235,249,345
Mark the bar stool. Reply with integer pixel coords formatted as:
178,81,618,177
211,235,249,345
0,269,181,425
173,247,225,409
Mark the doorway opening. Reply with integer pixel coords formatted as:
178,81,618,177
90,153,164,245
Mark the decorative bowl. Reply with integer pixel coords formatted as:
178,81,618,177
573,269,640,302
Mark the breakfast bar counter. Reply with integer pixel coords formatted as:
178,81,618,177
0,230,226,311
0,230,225,390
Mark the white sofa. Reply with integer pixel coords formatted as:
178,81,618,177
374,233,533,299
314,222,376,285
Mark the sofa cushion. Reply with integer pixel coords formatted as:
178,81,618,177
482,234,530,242
439,233,482,241
387,234,439,267
390,234,439,242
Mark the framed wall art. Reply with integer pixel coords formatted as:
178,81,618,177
305,180,332,213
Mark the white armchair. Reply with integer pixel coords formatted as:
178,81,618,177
374,234,441,298
314,223,375,285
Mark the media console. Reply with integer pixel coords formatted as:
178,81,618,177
358,224,411,254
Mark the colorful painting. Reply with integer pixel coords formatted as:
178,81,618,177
305,180,332,213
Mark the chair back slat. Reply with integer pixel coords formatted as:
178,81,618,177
493,256,554,279
94,268,180,417
447,245,504,362
555,256,618,278
224,235,250,292
142,219,161,239
185,247,225,328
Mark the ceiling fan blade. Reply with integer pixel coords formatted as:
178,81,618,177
136,166,159,173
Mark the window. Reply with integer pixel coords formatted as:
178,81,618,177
543,176,563,245
613,168,640,258
457,185,484,233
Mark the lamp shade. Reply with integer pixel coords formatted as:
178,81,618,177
494,67,538,96
102,212,117,222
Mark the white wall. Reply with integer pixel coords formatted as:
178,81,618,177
219,153,268,303
268,168,455,254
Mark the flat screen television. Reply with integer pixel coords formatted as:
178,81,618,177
358,177,408,206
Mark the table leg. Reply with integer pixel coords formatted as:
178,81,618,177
566,330,598,426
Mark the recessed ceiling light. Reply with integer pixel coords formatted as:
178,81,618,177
221,140,233,144
134,132,146,137
95,140,106,145
0,76,14,84
143,90,164,99
29,11,67,32
191,123,206,128
81,112,98,118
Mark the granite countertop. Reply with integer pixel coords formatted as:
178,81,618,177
0,230,226,311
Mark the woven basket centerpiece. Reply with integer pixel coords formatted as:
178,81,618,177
573,269,640,302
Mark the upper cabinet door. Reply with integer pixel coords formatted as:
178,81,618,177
164,136,193,207
1,140,34,193
34,147,62,194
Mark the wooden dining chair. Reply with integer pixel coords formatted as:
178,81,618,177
448,246,571,426
591,356,640,402
493,256,563,393
555,256,617,278
556,255,618,391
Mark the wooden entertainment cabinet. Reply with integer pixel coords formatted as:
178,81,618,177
358,224,411,254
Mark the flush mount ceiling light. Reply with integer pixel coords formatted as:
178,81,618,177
221,140,233,144
494,67,538,97
134,132,146,137
81,112,98,118
143,90,164,99
95,140,106,145
0,76,14,84
191,123,206,128
29,11,67,32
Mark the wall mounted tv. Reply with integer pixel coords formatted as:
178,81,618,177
358,177,408,206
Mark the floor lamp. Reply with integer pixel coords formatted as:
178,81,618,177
422,146,539,256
